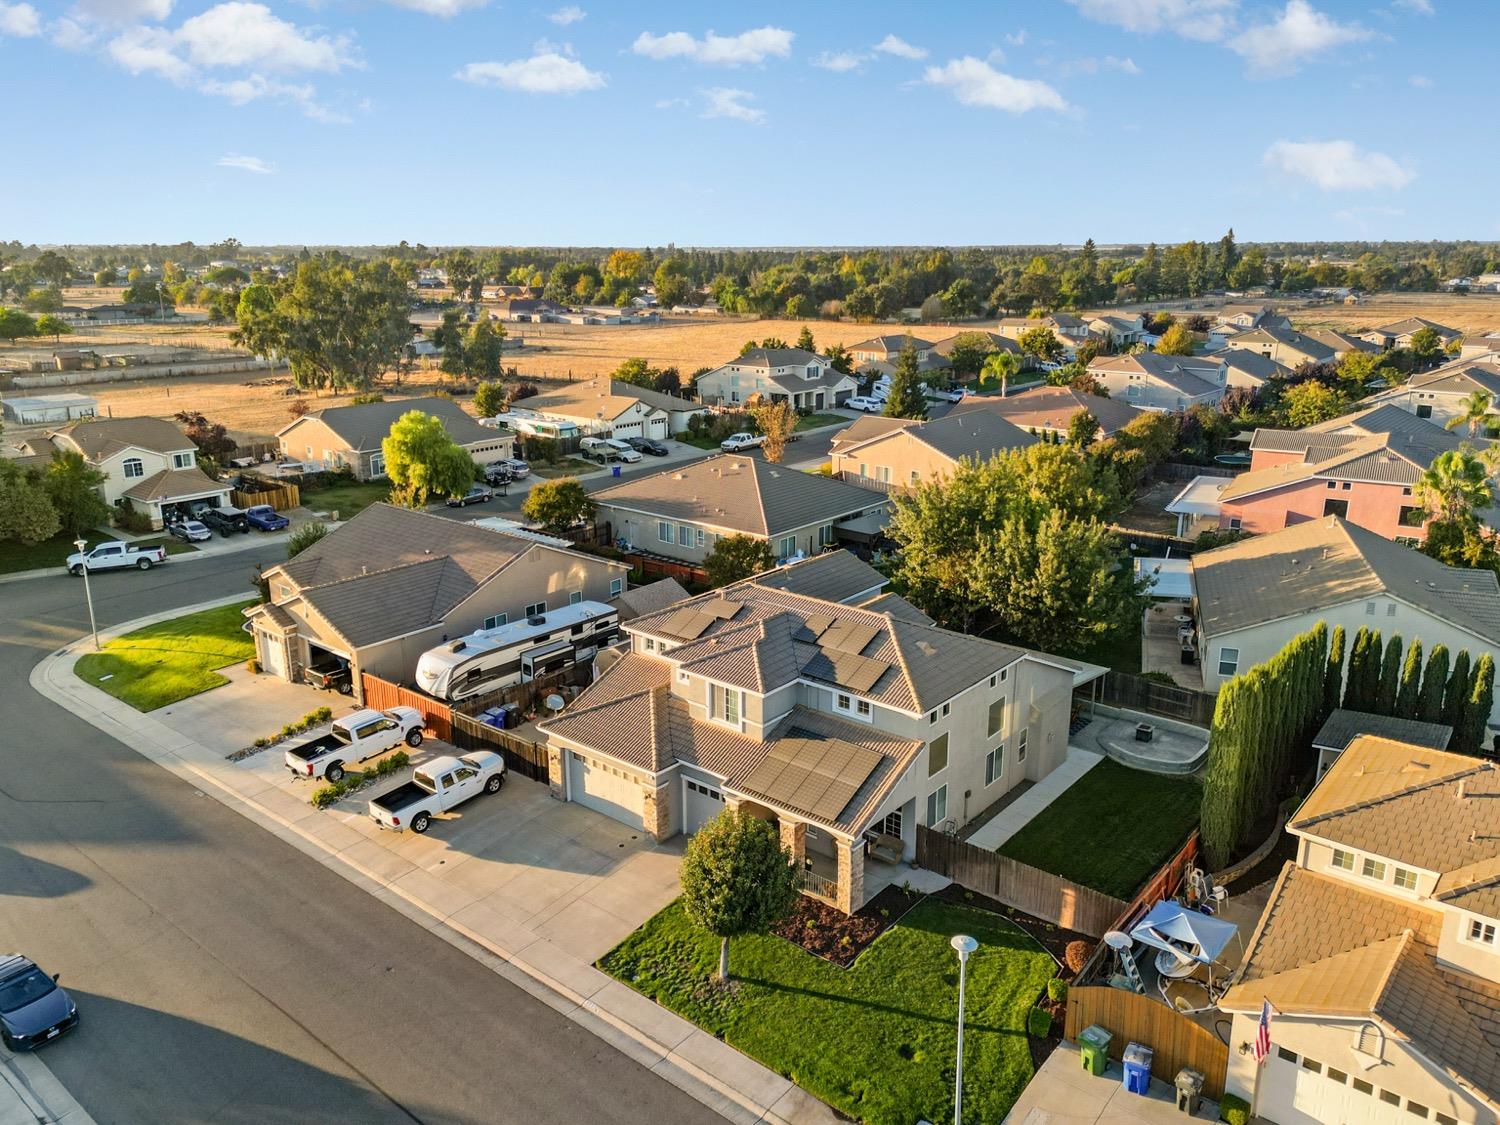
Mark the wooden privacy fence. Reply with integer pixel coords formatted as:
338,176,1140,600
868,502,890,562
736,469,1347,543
1063,987,1229,1100
623,552,709,587
361,674,452,740
1082,670,1217,727
231,481,300,512
450,712,552,782
916,826,1127,937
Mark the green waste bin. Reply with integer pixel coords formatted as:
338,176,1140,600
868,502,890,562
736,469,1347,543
1078,1024,1113,1077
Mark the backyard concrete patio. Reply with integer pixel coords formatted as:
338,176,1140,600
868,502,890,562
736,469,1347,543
1141,600,1203,690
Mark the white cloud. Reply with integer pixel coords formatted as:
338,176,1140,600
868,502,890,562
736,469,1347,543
1066,0,1238,41
456,51,604,93
108,24,192,79
548,5,585,25
49,16,95,49
1409,73,1432,87
0,1,40,35
701,87,763,124
873,33,926,60
218,153,274,174
1230,0,1371,76
1004,29,1027,45
1263,139,1414,191
199,74,349,121
73,0,173,22
1061,54,1143,75
1393,0,1434,13
632,26,792,66
812,49,864,72
384,0,488,15
922,57,1068,114
174,3,356,73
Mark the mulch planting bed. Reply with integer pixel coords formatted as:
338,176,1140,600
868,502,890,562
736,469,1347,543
772,883,924,967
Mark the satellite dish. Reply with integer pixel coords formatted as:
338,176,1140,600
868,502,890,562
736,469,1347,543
544,694,565,712
1103,931,1132,950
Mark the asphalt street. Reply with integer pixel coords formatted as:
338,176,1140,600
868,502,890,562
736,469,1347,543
0,550,722,1125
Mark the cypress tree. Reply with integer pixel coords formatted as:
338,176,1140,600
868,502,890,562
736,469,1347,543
1460,654,1495,756
1375,634,1403,715
1201,676,1245,869
1396,638,1424,716
1360,628,1384,711
1419,645,1450,723
1323,624,1346,717
1345,628,1375,710
1443,650,1473,733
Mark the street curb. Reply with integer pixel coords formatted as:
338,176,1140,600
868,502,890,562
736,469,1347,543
31,605,823,1125
0,532,281,586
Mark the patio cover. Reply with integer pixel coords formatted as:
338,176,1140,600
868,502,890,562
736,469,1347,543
1129,900,1238,965
1165,475,1230,520
1134,557,1193,600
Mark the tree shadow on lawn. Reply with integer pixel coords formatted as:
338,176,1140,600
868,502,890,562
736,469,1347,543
728,972,1017,1037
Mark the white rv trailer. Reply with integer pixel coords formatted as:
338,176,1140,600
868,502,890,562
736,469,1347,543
414,601,619,702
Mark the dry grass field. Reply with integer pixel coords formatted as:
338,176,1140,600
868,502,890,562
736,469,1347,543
1287,292,1500,334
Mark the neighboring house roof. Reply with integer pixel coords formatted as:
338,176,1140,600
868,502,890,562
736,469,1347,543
614,578,691,620
856,591,935,625
613,381,706,415
1369,317,1462,341
1192,517,1500,644
523,379,701,421
850,334,934,353
1088,353,1224,397
121,466,228,503
854,353,950,378
592,455,886,538
54,416,192,459
927,332,1021,357
1218,349,1291,385
953,385,1144,435
1228,327,1337,364
828,415,916,454
1311,709,1453,753
1300,327,1379,355
727,347,824,369
279,397,498,450
748,550,887,604
1089,315,1143,333
833,410,1038,466
766,366,857,394
1404,359,1500,399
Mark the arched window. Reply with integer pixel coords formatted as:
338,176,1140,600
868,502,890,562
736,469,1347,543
123,457,144,479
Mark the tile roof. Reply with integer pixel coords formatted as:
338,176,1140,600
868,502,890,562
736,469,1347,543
592,455,887,538
1370,317,1461,340
1407,359,1500,398
299,555,478,647
1087,353,1225,396
856,591,935,625
121,466,229,502
614,578,691,620
728,347,823,369
850,334,935,352
55,416,192,458
1218,349,1291,384
1300,327,1379,355
1227,327,1336,363
1311,709,1453,753
522,381,654,421
748,550,887,604
831,410,1038,464
289,397,497,450
952,385,1145,435
927,331,1021,357
1192,517,1500,643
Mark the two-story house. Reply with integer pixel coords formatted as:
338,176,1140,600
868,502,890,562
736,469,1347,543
1362,357,1500,429
1215,305,1290,331
953,385,1146,438
1088,314,1146,348
1224,327,1337,369
593,455,889,566
1361,317,1463,352
1220,736,1500,1125
693,347,858,411
28,416,231,529
848,334,936,367
538,574,1090,913
276,397,512,481
1216,403,1467,541
997,314,1094,355
247,503,629,696
1300,327,1381,360
1087,352,1227,412
828,410,1037,491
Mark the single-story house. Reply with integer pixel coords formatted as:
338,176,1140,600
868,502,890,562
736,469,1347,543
277,396,513,481
1309,707,1452,781
950,384,1146,437
1087,353,1227,412
1215,305,1290,331
829,410,1037,491
519,381,677,441
0,393,98,425
695,348,859,411
1361,317,1463,351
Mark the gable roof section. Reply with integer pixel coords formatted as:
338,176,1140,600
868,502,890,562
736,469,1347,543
1408,359,1500,398
55,416,193,458
298,555,478,647
284,397,497,450
592,455,885,537
522,381,655,422
728,347,822,369
1311,708,1453,753
615,578,691,620
850,334,934,353
121,466,229,502
954,385,1144,435
1371,317,1461,340
1300,327,1379,355
837,410,1038,465
748,550,887,604
1088,353,1224,396
928,331,1021,357
1218,349,1291,384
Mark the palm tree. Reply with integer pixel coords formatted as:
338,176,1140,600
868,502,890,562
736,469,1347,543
1444,391,1493,437
1415,447,1495,525
981,350,1022,396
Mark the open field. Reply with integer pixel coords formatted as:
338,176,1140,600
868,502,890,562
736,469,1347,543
1286,292,1500,334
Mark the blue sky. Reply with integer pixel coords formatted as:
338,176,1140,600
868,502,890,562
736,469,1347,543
2,0,1489,246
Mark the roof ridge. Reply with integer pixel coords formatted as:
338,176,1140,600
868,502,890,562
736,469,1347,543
298,552,451,592
1370,929,1419,1013
1294,760,1492,829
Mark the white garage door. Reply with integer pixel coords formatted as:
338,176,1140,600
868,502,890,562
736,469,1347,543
612,420,643,437
683,778,725,834
568,751,645,830
648,417,668,438
1258,1047,1414,1125
259,632,286,679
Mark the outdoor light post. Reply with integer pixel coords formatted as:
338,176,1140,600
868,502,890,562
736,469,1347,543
73,537,99,651
951,933,978,1125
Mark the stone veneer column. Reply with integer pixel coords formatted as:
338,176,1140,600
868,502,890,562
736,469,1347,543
547,745,565,800
642,781,674,842
779,819,806,868
836,838,865,915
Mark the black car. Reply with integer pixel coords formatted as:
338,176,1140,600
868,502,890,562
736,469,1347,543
626,437,670,457
302,650,353,695
200,506,251,536
0,955,78,1051
445,484,494,508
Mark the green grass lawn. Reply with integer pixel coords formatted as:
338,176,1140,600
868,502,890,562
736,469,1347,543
795,412,849,431
74,599,257,711
599,897,1055,1125
299,480,391,518
530,458,599,479
0,533,194,576
998,758,1200,899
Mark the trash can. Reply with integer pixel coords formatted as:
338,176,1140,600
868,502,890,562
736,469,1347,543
1078,1025,1113,1076
1122,1042,1153,1095
1175,1067,1204,1114
612,465,622,477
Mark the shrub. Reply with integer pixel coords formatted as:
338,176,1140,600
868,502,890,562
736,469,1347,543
113,506,154,534
511,382,539,401
311,783,344,808
1046,978,1069,1003
1219,1093,1250,1125
1026,1008,1052,1038
1064,941,1093,975
253,737,268,748
246,658,262,674
280,724,296,739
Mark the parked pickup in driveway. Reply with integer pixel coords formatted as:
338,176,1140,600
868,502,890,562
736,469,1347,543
720,432,766,452
368,752,505,833
65,541,166,575
283,707,425,783
245,505,289,531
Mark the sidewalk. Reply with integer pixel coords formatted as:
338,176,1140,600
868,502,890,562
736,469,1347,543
31,599,838,1125
0,1047,96,1125
965,747,1104,850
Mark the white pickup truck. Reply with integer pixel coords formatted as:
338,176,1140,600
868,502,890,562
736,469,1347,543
367,752,505,833
66,541,167,575
283,707,425,782
720,432,766,452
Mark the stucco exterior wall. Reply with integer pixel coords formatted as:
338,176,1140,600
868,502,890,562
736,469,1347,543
830,432,959,488
1220,479,1424,539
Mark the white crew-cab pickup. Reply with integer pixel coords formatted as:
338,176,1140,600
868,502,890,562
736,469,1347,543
720,432,766,452
368,752,505,833
66,541,167,575
283,707,426,782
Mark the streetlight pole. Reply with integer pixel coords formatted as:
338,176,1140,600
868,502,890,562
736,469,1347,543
951,934,978,1125
74,537,99,651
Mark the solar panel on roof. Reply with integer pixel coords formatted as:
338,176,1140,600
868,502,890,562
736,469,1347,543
820,619,880,655
704,599,743,620
660,609,714,640
740,733,882,823
801,613,835,638
842,655,890,694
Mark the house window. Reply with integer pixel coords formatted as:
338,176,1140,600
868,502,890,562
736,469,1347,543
278,584,291,600
984,748,1001,786
678,524,692,547
524,601,546,617
778,535,796,559
941,702,950,717
1399,505,1424,527
1415,405,1433,419
123,457,144,479
172,451,194,469
857,699,871,717
1218,648,1239,677
925,785,947,826
1385,603,1396,616
929,709,939,725
1277,1046,1297,1063
910,470,920,485
1323,498,1349,518
928,734,949,777
610,577,623,597
696,528,706,548
818,525,835,546
1406,1102,1429,1119
657,521,673,543
722,686,740,725
1341,482,1352,490
836,693,852,711
569,591,582,605
643,637,656,653
483,613,507,630
988,698,1006,737
1365,601,1377,615
1327,480,1337,490
369,452,386,476
1362,857,1387,881
1468,918,1497,945
1331,847,1355,871
1227,517,1242,531
1393,867,1418,891
1016,728,1028,762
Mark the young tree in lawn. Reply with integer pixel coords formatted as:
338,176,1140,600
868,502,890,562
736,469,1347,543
980,349,1022,395
1459,654,1495,756
521,478,596,533
382,411,477,508
43,451,109,536
1375,633,1403,714
1418,644,1450,723
882,338,928,420
1396,638,1424,716
703,534,774,588
1323,624,1346,718
1442,650,1473,733
1155,323,1196,356
473,380,508,419
679,809,799,983
746,394,797,464
34,314,71,342
0,462,60,545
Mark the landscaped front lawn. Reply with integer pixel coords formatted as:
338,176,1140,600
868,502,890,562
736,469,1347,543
998,758,1200,899
794,412,848,431
599,897,1055,1125
299,480,391,518
74,599,257,711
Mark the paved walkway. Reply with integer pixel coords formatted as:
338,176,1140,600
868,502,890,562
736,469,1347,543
965,748,1105,850
32,596,838,1125
1004,1042,1218,1124
0,1048,95,1125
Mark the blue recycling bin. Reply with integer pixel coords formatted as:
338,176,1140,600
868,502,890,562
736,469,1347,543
612,465,622,477
1122,1042,1153,1095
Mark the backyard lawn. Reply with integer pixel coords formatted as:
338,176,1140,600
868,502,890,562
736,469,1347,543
74,599,257,711
599,897,1055,1125
998,759,1200,899
0,533,194,576
298,480,390,518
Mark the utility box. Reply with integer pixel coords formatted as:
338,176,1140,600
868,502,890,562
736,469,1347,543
1078,1024,1113,1077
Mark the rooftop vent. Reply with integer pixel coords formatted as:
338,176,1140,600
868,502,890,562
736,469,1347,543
527,614,545,627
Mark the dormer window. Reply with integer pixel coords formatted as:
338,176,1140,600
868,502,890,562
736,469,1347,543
172,451,194,469
123,457,144,479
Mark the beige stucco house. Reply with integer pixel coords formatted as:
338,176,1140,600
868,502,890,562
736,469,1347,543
520,379,708,438
828,410,1037,491
276,397,512,481
694,347,858,410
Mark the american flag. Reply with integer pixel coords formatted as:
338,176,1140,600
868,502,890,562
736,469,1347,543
1253,999,1273,1065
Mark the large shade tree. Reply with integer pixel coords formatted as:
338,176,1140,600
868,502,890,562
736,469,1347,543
382,411,477,508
